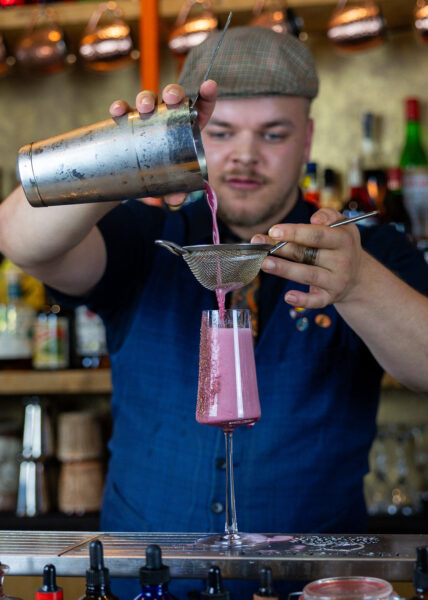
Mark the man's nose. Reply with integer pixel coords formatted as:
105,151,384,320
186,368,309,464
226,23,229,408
231,133,259,166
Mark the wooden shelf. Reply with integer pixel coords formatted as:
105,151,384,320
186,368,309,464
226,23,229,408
0,511,100,531
0,0,417,34
0,369,112,395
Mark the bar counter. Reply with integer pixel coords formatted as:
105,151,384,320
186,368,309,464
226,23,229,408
2,531,427,581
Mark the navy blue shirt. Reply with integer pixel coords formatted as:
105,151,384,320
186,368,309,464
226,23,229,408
55,196,428,536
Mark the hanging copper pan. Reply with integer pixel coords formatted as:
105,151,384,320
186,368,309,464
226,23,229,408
79,1,138,72
168,0,218,58
414,0,428,44
327,0,386,53
14,7,69,74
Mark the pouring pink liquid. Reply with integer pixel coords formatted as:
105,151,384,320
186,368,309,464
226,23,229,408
205,182,227,317
196,318,260,432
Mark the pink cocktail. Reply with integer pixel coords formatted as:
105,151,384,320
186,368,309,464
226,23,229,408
196,309,262,548
197,319,260,431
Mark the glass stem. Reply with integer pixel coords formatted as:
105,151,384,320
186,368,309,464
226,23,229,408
224,431,238,535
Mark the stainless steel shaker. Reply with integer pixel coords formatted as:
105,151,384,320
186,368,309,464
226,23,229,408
18,98,207,207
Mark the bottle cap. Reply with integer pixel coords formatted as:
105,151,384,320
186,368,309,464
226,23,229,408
201,566,230,599
36,564,63,600
86,540,111,592
254,567,277,598
139,545,171,586
386,167,402,191
414,546,428,590
306,162,317,175
406,98,420,121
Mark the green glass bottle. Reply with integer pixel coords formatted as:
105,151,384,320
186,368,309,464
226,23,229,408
399,98,428,244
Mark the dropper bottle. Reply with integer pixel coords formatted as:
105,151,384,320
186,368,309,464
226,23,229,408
411,546,428,600
253,567,278,600
0,563,23,600
135,545,177,600
201,566,230,600
79,540,119,600
36,565,63,600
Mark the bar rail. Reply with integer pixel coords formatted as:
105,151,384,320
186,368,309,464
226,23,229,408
1,531,426,581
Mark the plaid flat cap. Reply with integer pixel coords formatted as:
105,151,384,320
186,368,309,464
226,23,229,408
178,26,319,100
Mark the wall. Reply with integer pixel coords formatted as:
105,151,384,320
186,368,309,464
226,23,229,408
309,31,428,179
0,45,176,199
1,29,428,200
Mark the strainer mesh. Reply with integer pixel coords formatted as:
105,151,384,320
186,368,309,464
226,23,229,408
182,247,269,292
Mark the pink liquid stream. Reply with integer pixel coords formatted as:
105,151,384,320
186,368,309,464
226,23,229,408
205,182,228,319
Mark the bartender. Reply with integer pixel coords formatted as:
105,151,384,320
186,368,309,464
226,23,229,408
2,26,428,598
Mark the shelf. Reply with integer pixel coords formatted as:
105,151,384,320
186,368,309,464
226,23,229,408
0,369,406,395
0,511,100,531
0,0,417,34
0,369,112,395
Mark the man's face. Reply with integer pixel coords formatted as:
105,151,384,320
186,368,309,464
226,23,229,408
201,95,313,237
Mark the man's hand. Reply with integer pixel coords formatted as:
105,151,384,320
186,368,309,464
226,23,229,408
251,207,366,309
109,80,217,209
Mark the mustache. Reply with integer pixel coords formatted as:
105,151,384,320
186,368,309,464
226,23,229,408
221,170,269,184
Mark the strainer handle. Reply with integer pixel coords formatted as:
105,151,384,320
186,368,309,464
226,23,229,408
268,210,379,256
155,240,189,256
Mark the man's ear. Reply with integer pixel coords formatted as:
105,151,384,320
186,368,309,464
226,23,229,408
303,118,314,165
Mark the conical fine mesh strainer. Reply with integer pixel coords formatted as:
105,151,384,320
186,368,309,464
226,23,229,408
155,211,379,292
155,241,273,292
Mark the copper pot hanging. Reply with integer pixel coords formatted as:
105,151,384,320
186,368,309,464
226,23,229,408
327,0,386,53
79,1,138,72
168,0,218,71
14,7,69,74
250,0,304,38
414,0,428,44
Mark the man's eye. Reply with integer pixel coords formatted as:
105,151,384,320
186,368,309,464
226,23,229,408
207,131,230,139
264,132,286,141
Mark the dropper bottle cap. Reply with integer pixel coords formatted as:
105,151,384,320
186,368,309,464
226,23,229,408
139,545,171,587
253,567,278,599
201,566,230,599
86,540,111,594
36,564,63,600
414,547,428,591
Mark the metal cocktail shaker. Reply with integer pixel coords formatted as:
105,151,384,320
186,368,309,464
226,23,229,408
17,98,207,207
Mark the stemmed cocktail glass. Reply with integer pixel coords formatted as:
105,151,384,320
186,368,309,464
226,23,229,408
196,308,262,547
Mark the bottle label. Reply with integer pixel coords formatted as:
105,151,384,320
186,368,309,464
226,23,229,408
402,168,428,239
33,315,69,369
75,306,107,357
0,304,34,359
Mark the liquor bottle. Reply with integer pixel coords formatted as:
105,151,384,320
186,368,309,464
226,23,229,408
0,269,35,370
382,168,411,235
399,98,428,243
411,546,428,600
135,545,177,600
74,306,109,369
360,112,387,213
36,564,63,600
342,157,378,225
0,563,23,600
201,566,230,599
79,540,119,600
253,567,278,600
302,162,320,208
32,295,73,370
319,168,343,211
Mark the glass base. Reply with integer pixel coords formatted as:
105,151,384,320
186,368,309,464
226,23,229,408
195,532,268,548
